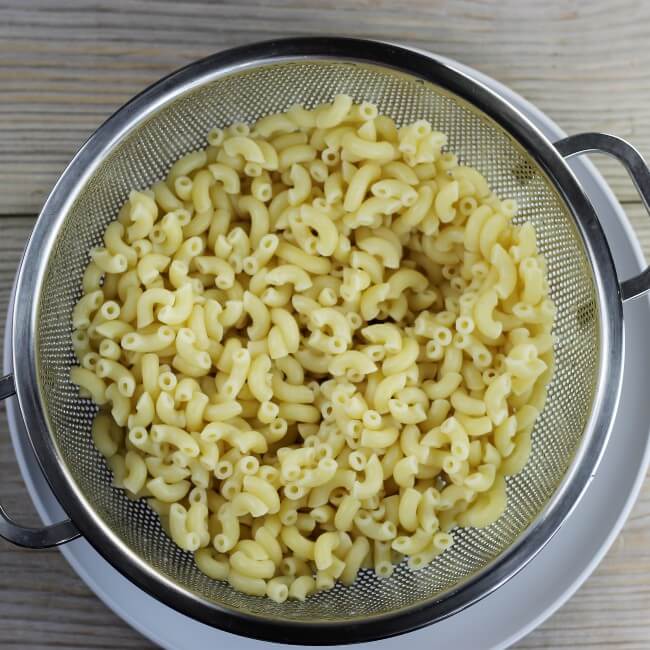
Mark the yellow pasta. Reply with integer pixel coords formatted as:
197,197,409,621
70,96,554,601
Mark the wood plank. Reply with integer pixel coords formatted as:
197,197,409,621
0,204,648,646
2,0,650,213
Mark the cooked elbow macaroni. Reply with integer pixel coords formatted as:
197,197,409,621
70,96,554,602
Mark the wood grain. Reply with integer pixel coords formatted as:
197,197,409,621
0,1,649,648
1,0,650,214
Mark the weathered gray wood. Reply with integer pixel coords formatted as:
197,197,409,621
1,0,650,213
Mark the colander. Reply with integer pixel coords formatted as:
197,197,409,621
1,38,650,645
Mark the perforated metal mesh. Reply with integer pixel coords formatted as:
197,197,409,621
35,61,598,623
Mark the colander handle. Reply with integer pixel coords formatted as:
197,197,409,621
0,373,80,548
555,132,650,302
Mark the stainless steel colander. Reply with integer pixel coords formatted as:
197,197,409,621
2,38,650,645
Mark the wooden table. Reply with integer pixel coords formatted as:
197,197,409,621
1,1,649,647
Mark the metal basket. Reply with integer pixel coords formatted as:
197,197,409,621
2,38,650,645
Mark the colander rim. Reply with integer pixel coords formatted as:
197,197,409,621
10,37,623,644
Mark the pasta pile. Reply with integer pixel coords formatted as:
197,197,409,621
70,95,555,603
